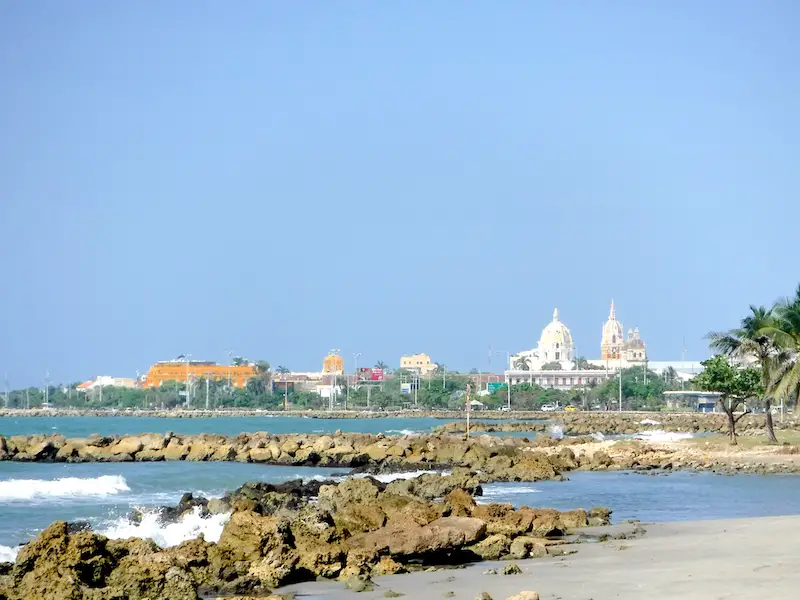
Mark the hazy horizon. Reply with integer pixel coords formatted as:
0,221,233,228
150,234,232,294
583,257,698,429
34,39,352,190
2,2,799,387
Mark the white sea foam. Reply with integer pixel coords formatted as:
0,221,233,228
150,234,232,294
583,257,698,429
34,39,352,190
99,506,230,547
591,432,606,442
385,429,417,436
638,418,662,426
548,424,564,440
0,544,19,563
634,430,694,442
479,485,541,503
369,470,450,483
0,475,130,501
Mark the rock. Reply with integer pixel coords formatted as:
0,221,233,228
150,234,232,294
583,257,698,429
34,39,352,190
249,447,273,462
110,436,144,456
501,563,522,575
384,591,405,598
207,498,232,515
475,593,494,600
483,568,498,575
588,506,612,526
558,509,587,529
312,436,335,452
468,534,511,560
508,536,547,560
505,592,539,600
372,556,405,576
590,450,613,468
344,575,375,592
280,439,300,456
444,488,475,516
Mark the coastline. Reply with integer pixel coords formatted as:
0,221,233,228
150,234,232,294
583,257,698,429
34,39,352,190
276,515,800,600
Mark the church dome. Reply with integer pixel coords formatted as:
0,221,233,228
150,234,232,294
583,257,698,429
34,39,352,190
537,308,574,364
601,299,625,359
540,308,573,347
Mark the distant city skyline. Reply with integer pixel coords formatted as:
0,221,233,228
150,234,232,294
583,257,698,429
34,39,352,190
2,2,799,387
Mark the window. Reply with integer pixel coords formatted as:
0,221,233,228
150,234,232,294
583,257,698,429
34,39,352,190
555,352,560,360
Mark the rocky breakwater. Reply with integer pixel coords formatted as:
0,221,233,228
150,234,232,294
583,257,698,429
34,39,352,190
437,412,800,437
0,475,612,600
0,432,568,482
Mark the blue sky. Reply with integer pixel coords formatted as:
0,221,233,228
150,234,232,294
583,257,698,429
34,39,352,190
1,1,799,387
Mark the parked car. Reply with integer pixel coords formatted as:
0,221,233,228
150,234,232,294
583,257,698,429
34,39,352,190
540,404,557,412
564,405,579,412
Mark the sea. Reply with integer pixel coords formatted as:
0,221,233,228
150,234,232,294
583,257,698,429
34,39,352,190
1,416,798,563
0,415,535,438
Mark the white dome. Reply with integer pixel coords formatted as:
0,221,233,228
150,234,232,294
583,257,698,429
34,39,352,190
537,308,574,364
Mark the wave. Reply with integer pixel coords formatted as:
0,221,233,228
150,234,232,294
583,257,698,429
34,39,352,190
385,429,418,436
0,475,130,501
638,418,662,426
368,470,450,483
99,506,230,547
0,544,18,563
633,430,694,442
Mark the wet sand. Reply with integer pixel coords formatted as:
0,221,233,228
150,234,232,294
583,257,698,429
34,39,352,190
277,515,800,600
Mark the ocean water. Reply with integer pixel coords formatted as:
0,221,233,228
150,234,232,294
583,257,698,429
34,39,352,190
0,461,344,553
2,461,800,563
0,415,540,438
482,471,800,522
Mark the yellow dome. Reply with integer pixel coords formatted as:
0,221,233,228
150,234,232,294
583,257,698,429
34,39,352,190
538,308,574,350
322,354,344,374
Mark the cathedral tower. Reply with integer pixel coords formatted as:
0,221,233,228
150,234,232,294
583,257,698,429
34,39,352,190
601,300,624,360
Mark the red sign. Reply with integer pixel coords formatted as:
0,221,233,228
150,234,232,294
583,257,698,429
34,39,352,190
370,368,384,381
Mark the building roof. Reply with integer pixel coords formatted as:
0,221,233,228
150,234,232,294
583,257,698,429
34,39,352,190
539,308,573,349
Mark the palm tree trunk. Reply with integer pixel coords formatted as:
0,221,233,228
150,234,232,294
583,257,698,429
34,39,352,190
764,398,778,443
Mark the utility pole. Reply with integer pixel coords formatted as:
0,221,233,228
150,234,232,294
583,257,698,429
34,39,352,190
413,370,418,406
618,366,623,412
185,354,192,409
205,375,210,410
465,384,471,438
26,388,30,409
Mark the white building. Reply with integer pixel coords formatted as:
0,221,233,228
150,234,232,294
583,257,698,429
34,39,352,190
505,302,703,392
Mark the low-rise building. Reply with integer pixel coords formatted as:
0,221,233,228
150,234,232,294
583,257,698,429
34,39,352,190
400,353,437,375
76,376,139,391
141,360,257,388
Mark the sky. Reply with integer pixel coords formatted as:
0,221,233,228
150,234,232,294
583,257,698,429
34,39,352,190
1,2,799,387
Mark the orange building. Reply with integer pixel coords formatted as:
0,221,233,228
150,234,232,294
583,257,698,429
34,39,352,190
142,361,257,388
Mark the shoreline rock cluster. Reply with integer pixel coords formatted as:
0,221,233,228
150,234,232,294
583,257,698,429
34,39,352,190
436,412,800,436
0,475,612,600
2,430,798,477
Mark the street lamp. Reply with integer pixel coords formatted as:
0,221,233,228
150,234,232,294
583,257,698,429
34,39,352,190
329,348,340,411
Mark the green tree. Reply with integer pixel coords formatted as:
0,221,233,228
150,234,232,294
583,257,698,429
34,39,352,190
694,355,763,444
275,366,290,374
708,305,783,442
231,356,248,366
513,356,531,371
768,285,800,411
375,361,388,370
540,361,562,371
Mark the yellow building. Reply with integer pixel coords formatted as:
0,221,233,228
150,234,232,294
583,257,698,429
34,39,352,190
400,353,437,375
322,353,344,374
600,300,647,363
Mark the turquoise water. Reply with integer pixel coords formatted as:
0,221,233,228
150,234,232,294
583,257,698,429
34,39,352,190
484,471,800,522
2,461,800,557
0,416,541,437
0,416,450,437
0,461,343,549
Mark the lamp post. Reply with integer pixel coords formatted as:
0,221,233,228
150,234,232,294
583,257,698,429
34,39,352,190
329,348,340,411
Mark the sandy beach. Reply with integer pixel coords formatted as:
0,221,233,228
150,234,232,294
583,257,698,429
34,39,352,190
277,515,800,600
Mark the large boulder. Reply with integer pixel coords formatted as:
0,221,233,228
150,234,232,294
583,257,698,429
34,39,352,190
468,534,511,560
508,536,548,560
353,516,487,557
110,436,144,456
10,521,117,600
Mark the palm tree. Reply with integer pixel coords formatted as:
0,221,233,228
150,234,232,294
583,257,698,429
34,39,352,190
768,285,800,410
664,366,679,386
513,356,531,371
708,305,782,442
275,366,290,375
375,361,388,370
